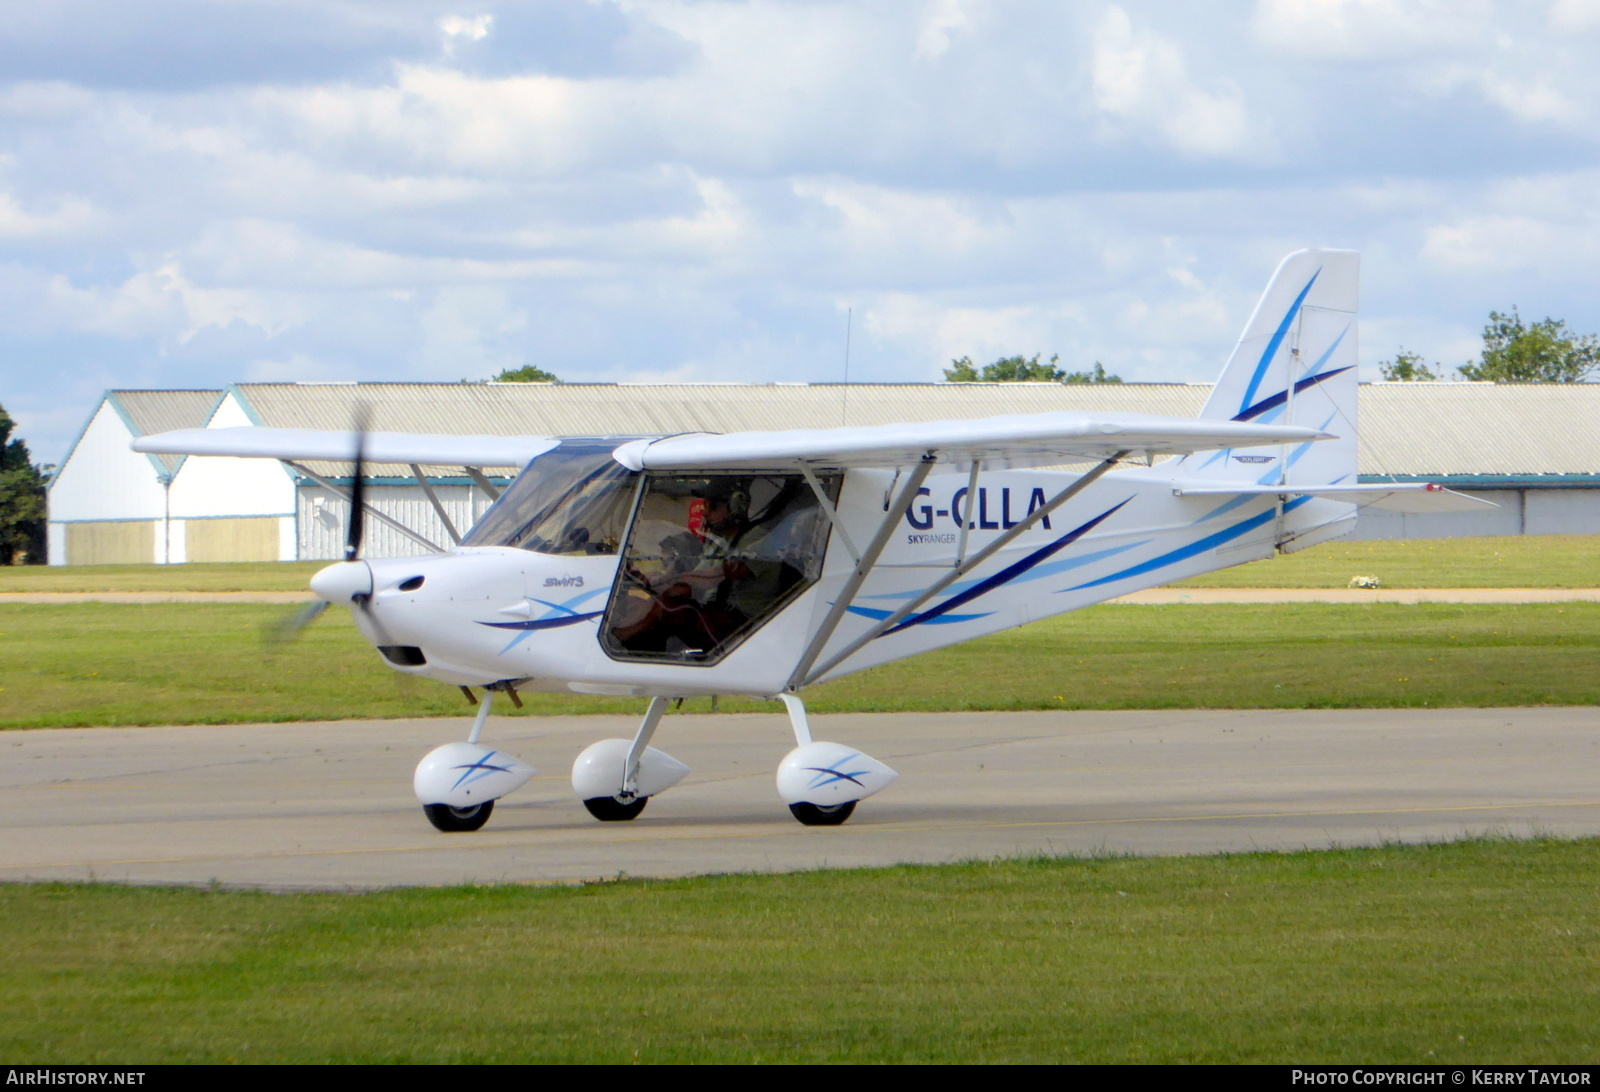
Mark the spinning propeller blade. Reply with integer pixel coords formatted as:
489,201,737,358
345,407,370,562
265,598,330,645
270,407,372,645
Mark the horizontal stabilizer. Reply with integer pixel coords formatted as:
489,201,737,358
612,412,1332,472
133,427,558,468
1174,482,1496,513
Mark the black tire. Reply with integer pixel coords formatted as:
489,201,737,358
789,800,856,826
583,796,649,822
423,800,494,832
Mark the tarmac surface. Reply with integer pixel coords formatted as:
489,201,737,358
3,707,1597,889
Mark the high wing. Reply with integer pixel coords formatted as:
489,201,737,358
1173,482,1497,513
611,411,1332,471
133,427,557,467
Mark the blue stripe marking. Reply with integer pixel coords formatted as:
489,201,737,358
479,587,610,652
1065,496,1312,592
1239,269,1320,415
527,587,608,615
845,604,992,625
1189,492,1257,525
480,611,604,631
882,500,1130,635
1234,364,1353,423
858,540,1145,600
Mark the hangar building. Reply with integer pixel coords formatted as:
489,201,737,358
45,380,1600,565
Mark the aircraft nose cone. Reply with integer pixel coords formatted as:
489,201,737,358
310,560,373,604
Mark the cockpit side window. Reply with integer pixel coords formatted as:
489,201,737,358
461,441,639,556
600,472,840,665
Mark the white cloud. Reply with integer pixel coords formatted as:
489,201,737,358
915,0,980,61
438,14,493,43
1548,0,1600,31
6,0,1600,464
0,191,98,238
1091,6,1254,158
1252,0,1488,61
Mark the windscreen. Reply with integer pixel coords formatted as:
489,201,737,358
600,472,838,664
461,441,639,556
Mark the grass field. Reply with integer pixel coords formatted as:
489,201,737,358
0,560,325,593
2,838,1595,1063
1171,533,1600,589
4,600,1599,728
3,534,1596,593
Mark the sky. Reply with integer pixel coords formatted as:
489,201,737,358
3,0,1600,465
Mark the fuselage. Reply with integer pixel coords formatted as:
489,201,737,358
318,451,1356,699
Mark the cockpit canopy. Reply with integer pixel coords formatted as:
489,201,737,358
461,440,639,556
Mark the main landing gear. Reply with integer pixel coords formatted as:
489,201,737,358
772,693,897,826
570,696,691,821
411,688,898,832
413,688,534,833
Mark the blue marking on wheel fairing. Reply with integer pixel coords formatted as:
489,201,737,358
450,751,516,791
804,755,872,790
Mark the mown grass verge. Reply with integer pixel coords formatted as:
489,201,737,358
4,601,1598,728
0,560,325,593
1169,532,1600,588
2,838,1596,1063
3,534,1596,593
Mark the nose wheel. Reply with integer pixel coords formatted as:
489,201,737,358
423,800,495,832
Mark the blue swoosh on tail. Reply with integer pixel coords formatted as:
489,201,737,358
1239,270,1319,415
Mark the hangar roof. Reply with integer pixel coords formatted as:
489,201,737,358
54,389,223,478
1359,383,1600,479
224,381,1600,482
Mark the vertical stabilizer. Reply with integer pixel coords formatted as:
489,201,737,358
1180,249,1359,487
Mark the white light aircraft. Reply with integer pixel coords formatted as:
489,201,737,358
136,250,1488,832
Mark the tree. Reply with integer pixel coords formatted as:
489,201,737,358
943,353,1122,383
1378,349,1440,382
492,365,561,383
1457,308,1599,383
0,404,47,565
1062,361,1123,385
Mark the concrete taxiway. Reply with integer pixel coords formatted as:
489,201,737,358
2,707,1596,889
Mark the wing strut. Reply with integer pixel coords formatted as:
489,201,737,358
797,463,861,565
799,450,1129,687
785,455,937,692
409,464,462,545
464,467,501,501
286,461,445,554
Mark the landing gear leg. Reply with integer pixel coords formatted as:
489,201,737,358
581,696,669,821
775,692,897,826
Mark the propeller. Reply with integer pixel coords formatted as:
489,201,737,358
266,598,328,644
344,411,368,562
267,407,371,645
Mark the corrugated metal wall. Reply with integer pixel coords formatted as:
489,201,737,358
296,483,498,560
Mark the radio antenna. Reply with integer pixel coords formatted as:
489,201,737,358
841,306,852,426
